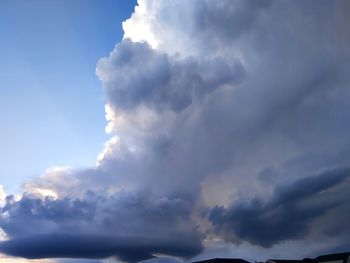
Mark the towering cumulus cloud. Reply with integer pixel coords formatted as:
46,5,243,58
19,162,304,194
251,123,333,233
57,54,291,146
1,0,350,262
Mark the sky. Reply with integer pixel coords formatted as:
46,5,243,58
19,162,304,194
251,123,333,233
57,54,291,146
1,0,350,263
0,0,136,193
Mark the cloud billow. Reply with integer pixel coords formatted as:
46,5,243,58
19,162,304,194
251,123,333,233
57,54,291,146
97,39,245,113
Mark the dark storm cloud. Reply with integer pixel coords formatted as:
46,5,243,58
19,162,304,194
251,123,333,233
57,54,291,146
209,168,350,247
55,259,100,263
0,192,202,262
0,234,200,262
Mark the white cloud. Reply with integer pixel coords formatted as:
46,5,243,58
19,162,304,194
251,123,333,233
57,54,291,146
0,254,53,263
0,186,6,208
122,0,159,49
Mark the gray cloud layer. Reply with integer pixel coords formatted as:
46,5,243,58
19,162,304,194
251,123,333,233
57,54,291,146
209,168,350,247
0,234,200,262
0,192,202,262
1,0,350,262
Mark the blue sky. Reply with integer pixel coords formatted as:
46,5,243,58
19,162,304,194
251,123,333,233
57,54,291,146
0,0,136,193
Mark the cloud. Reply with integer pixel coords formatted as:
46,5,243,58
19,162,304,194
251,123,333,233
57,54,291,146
0,234,200,262
0,253,53,263
209,168,350,247
2,0,350,262
97,39,245,113
0,186,6,208
0,192,202,262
